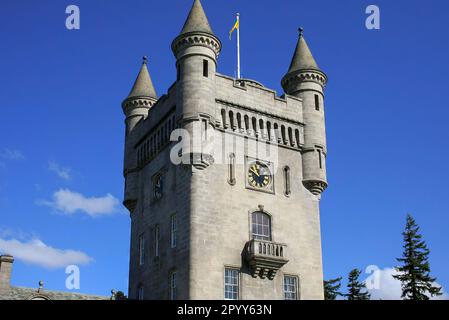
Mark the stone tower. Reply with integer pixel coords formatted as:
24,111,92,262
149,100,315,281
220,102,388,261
123,0,328,300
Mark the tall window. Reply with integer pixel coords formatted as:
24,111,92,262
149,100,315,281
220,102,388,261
224,268,239,300
137,285,144,300
169,271,177,300
170,214,177,248
251,212,271,241
154,225,160,257
315,94,320,111
138,234,145,266
284,276,298,300
283,166,291,196
203,59,209,77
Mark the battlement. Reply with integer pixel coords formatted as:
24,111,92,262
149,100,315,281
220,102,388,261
216,74,303,124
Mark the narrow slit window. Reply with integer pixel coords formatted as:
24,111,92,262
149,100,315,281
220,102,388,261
171,214,177,248
154,225,160,257
202,119,208,141
138,234,145,266
169,271,177,300
177,64,181,81
203,59,209,78
318,149,323,169
315,94,320,111
228,153,236,185
284,166,291,196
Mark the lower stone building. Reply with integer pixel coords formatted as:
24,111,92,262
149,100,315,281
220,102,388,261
0,255,109,300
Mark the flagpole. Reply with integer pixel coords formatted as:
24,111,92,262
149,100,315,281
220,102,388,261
236,13,241,79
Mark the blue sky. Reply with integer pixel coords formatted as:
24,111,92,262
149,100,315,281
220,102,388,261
0,0,448,298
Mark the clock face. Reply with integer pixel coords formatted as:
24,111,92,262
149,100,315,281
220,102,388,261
248,162,271,188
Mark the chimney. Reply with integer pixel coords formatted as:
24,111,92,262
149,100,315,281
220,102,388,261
0,255,14,290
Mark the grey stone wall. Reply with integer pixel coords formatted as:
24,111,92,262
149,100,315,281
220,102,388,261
124,43,326,302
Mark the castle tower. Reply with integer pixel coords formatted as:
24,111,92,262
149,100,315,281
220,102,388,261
123,1,327,300
281,29,328,195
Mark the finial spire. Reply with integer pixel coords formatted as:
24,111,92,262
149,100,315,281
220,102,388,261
179,0,214,36
127,58,157,99
285,29,319,74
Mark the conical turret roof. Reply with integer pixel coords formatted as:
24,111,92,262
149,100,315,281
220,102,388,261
179,0,214,36
287,29,320,74
127,57,157,99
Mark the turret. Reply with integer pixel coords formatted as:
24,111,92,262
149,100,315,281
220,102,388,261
281,28,328,195
171,0,221,169
122,57,157,213
122,56,158,134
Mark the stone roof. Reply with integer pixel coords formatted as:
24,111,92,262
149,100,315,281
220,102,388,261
179,0,214,36
0,286,109,300
127,57,157,100
286,32,320,74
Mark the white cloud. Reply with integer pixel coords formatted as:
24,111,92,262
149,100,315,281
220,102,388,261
38,189,120,217
365,267,449,300
48,161,72,181
0,237,93,269
0,148,24,160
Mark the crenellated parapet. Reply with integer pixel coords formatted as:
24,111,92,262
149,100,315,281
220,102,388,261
171,32,221,60
281,69,327,94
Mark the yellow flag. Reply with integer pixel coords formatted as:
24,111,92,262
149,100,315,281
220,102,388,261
229,19,239,40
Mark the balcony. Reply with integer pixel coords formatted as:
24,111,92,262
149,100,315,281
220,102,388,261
244,239,288,280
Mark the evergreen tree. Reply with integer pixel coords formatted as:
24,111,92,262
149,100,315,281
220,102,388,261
115,291,128,300
393,214,442,300
346,269,370,300
323,277,342,300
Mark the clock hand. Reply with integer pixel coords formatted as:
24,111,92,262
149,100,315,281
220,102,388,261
250,168,260,177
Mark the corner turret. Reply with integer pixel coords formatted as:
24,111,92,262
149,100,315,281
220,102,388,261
122,57,158,134
171,0,222,169
282,28,328,195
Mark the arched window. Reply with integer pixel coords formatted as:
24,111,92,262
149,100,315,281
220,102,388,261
244,115,249,131
251,212,271,241
252,117,257,132
221,109,227,128
229,111,235,130
274,123,279,142
288,127,294,146
236,113,242,130
281,125,286,144
267,122,272,141
295,129,300,147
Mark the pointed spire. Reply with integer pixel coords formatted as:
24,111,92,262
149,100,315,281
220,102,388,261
287,28,320,74
180,0,214,36
127,56,157,99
